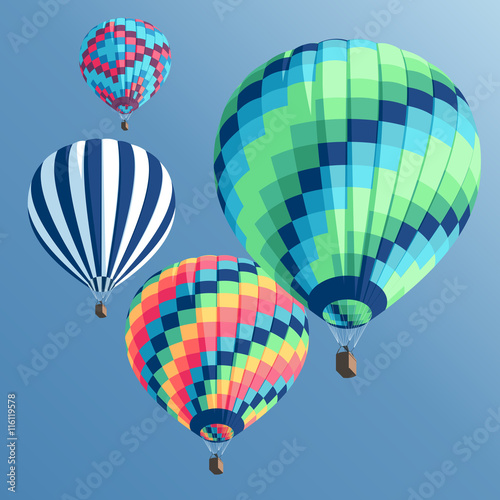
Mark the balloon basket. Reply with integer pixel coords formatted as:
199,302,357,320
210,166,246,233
209,456,224,475
336,351,357,378
121,121,129,131
95,302,107,319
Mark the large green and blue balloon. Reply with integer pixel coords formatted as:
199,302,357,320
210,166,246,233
214,39,481,350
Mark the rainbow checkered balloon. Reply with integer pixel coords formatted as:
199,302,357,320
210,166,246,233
125,256,309,456
79,18,171,118
214,39,481,350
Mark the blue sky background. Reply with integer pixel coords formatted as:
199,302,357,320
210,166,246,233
1,1,499,499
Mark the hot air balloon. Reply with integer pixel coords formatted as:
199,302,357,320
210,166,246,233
79,18,172,130
125,255,309,474
28,139,175,318
214,39,481,377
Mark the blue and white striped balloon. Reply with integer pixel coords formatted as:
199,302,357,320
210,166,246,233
28,139,175,302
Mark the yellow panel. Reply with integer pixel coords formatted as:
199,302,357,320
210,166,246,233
169,343,186,360
198,307,217,322
160,267,175,279
295,341,306,359
239,282,259,297
206,393,217,408
167,400,180,415
243,410,256,425
245,356,260,373
217,379,230,395
230,366,245,383
141,282,159,299
180,323,199,340
162,379,176,398
279,342,295,362
125,329,134,347
261,347,278,366
128,304,143,326
256,406,268,419
163,360,179,378
217,293,239,308
257,275,276,290
177,416,190,430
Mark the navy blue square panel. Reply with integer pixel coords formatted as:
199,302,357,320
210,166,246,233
252,327,270,346
214,153,226,184
217,351,234,366
419,212,440,240
433,80,458,110
280,251,298,273
441,208,459,236
380,100,407,125
196,281,217,294
277,386,287,399
292,43,318,55
162,313,180,331
289,315,304,336
202,365,217,380
264,56,291,78
376,237,394,263
264,388,277,404
177,295,195,310
250,393,264,407
151,333,169,352
271,318,289,339
318,142,348,166
194,381,206,396
146,355,161,374
237,401,250,417
191,399,202,414
149,377,161,393
218,113,239,149
237,80,263,109
285,195,307,219
278,222,300,249
238,262,258,274
459,205,471,233
348,119,379,143
217,269,239,282
156,397,168,411
408,88,434,114
235,339,251,355
395,222,418,250
298,167,322,192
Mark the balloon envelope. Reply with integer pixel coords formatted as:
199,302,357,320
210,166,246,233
214,39,480,347
79,18,171,118
28,139,175,302
125,255,309,452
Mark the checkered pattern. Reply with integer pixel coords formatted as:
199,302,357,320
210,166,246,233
323,300,372,329
214,40,481,330
200,424,234,442
79,18,171,115
125,255,309,443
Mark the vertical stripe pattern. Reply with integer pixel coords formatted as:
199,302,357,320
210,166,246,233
28,139,176,301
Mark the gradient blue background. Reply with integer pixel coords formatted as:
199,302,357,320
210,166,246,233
1,1,499,498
